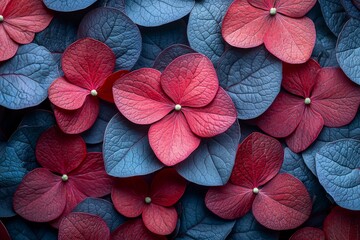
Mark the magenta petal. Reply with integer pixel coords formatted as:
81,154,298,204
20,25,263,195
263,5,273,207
149,112,201,166
182,88,237,137
275,0,317,18
142,204,177,235
0,25,18,61
48,77,89,110
111,219,166,240
311,68,360,127
290,227,325,240
252,173,312,230
58,212,110,240
0,0,10,12
161,53,219,107
36,127,87,174
62,38,115,90
230,132,284,188
205,183,254,219
113,68,173,125
13,168,66,222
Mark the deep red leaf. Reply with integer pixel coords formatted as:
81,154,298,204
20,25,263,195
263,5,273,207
111,219,166,240
142,204,178,235
0,25,18,61
324,207,360,240
0,221,10,240
98,70,129,103
290,227,325,240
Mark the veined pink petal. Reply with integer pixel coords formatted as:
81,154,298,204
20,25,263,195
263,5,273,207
0,25,18,61
275,0,317,18
0,0,11,13
248,0,274,11
3,23,34,44
142,204,178,235
111,219,167,240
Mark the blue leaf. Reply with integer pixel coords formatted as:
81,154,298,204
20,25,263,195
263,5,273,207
175,121,240,186
227,212,279,240
73,197,126,232
316,139,360,210
133,20,188,69
341,0,360,19
217,46,282,120
0,44,59,109
78,7,142,70
176,187,235,239
19,110,55,129
103,113,164,177
318,0,348,36
187,0,232,65
124,0,195,27
43,0,97,12
95,0,125,11
336,18,360,85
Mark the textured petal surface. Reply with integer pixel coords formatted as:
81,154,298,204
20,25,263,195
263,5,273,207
290,227,325,240
0,25,18,61
111,219,166,240
142,204,177,235
3,23,35,44
275,0,316,18
98,70,129,103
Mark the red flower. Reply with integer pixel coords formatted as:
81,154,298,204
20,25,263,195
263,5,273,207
113,53,237,166
112,168,186,235
0,0,53,61
13,127,113,226
222,0,316,64
256,59,360,152
111,219,167,240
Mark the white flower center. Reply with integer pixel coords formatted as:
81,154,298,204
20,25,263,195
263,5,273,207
174,104,182,111
304,97,311,105
253,187,259,194
90,89,98,96
145,197,152,204
270,8,277,16
0,15,4,22
61,174,69,182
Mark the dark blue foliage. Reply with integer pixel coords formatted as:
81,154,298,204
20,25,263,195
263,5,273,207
43,0,97,12
341,0,360,19
217,46,282,120
103,113,164,177
73,197,126,232
318,0,348,36
124,0,195,27
95,0,125,11
0,44,59,110
78,7,142,70
187,0,232,65
19,110,56,129
336,18,360,85
87,143,103,152
175,121,240,186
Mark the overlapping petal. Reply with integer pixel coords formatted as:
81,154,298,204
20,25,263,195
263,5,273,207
142,204,177,235
2,24,34,44
98,70,129,103
0,25,18,61
111,219,166,240
275,0,317,18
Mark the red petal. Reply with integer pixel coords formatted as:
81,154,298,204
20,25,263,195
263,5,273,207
62,38,115,90
323,207,360,240
252,173,312,230
222,0,271,48
285,107,324,153
148,112,201,166
290,227,325,240
13,168,66,222
256,92,304,138
54,96,99,134
0,0,10,13
36,126,87,174
111,219,166,240
69,153,113,197
182,88,237,137
230,132,284,188
150,168,186,206
161,53,219,107
264,15,315,64
58,212,110,240
311,68,360,127
142,204,177,235
0,221,10,240
205,183,254,219
0,25,18,61
113,68,173,125
3,23,34,44
282,59,320,98
275,0,317,18
111,177,148,218
98,70,129,103
248,0,274,10
48,77,89,110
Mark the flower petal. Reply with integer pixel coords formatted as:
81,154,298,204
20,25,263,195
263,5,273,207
275,0,317,18
3,23,34,44
248,0,274,11
290,227,325,240
149,112,201,166
142,204,177,235
222,0,271,48
182,88,236,138
48,77,89,110
0,25,18,61
98,70,129,103
161,53,219,107
205,183,254,219
264,15,315,64
113,68,173,125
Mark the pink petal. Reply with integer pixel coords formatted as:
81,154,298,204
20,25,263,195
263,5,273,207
256,92,304,138
182,88,237,138
0,25,18,61
13,168,66,222
311,68,360,127
161,53,219,107
62,38,115,90
148,112,201,166
205,183,254,219
0,0,10,13
285,107,324,153
248,0,274,11
113,68,173,125
111,219,166,240
222,0,272,48
111,177,148,218
252,173,312,230
3,23,34,44
98,70,129,103
58,212,110,240
290,227,325,240
142,204,177,235
69,153,113,197
48,77,90,110
275,0,317,18
36,126,87,174
282,59,320,98
54,96,99,134
230,132,284,188
264,15,315,64
150,168,186,206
